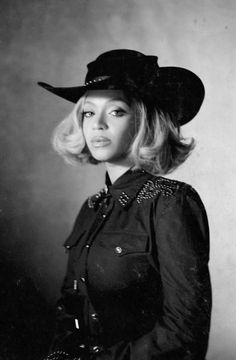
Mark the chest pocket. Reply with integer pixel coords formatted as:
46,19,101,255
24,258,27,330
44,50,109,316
97,231,149,256
88,231,151,292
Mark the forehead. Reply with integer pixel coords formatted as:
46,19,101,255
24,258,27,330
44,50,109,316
84,89,128,104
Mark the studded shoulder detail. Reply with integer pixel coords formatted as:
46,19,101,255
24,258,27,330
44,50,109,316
136,177,181,204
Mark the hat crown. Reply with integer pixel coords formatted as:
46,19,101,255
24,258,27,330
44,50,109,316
85,49,158,84
95,49,147,60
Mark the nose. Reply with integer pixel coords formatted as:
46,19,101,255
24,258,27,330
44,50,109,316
92,112,108,130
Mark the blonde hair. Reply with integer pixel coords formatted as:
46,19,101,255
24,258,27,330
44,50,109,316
52,93,195,175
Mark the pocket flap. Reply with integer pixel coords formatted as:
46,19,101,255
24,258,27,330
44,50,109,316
97,231,148,256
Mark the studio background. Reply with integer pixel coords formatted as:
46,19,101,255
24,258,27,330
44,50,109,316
1,0,235,359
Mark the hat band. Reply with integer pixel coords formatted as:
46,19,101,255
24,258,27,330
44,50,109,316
84,75,111,86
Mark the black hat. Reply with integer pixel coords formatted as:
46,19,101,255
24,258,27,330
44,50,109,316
38,49,205,125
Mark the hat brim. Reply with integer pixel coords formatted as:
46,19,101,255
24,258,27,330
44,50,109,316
38,66,204,126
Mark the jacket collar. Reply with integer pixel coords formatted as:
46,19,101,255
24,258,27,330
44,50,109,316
89,168,151,209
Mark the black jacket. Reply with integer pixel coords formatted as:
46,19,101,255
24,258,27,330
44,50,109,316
47,169,211,360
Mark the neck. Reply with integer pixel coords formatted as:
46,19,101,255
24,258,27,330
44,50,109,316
105,161,134,183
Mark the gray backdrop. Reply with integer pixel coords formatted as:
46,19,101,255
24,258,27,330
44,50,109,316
1,0,236,359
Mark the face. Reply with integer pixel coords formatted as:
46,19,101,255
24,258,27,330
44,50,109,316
82,90,136,165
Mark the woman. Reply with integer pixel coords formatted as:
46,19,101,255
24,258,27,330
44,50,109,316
38,49,211,360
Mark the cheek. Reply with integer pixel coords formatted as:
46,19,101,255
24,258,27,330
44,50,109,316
123,120,136,142
116,126,135,151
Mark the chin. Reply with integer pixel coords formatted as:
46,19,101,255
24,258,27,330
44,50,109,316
90,153,113,162
89,146,129,163
90,149,115,162
91,153,127,164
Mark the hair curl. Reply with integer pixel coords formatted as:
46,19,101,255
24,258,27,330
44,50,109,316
52,92,195,175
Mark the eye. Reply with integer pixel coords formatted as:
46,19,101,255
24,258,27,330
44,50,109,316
110,109,126,117
82,111,94,118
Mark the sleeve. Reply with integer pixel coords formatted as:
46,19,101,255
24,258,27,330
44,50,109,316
98,185,211,360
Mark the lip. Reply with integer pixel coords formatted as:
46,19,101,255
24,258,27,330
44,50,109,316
91,136,111,148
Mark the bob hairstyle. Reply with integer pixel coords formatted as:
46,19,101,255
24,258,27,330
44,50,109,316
52,91,195,175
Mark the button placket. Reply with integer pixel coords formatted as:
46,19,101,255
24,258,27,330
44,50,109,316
76,197,113,344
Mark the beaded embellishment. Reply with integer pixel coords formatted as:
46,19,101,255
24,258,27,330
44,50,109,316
118,191,130,206
88,185,108,209
85,75,110,86
88,178,181,208
136,177,180,204
44,350,71,360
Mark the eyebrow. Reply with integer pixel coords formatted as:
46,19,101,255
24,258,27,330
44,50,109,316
84,97,130,106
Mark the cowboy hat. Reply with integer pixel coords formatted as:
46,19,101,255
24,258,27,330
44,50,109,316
38,49,204,125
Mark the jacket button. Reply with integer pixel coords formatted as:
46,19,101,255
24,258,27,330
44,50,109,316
73,280,77,290
85,244,90,248
91,345,102,354
115,246,122,254
91,313,98,320
75,318,80,329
